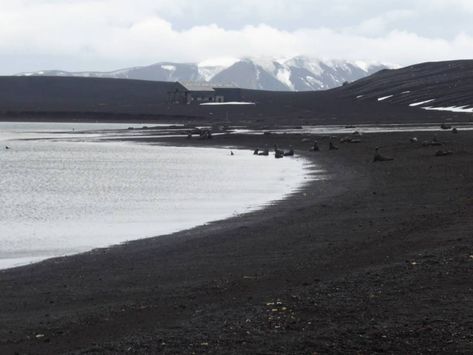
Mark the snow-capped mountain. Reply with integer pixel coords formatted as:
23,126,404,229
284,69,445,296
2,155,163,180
16,57,389,91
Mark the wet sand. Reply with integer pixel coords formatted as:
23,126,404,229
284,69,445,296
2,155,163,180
0,129,472,354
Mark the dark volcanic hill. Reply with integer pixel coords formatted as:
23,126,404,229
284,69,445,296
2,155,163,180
0,76,175,112
338,60,473,111
2,60,473,125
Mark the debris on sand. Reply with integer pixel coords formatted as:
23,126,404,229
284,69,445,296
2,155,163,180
435,150,453,157
422,137,442,147
340,136,362,144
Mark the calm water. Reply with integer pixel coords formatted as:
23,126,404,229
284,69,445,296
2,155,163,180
0,122,315,269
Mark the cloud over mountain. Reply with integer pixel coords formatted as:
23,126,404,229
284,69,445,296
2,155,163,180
1,1,473,74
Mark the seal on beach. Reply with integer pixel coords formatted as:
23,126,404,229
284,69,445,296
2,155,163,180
5,146,10,150
275,150,284,159
258,148,269,156
274,145,285,159
373,147,394,162
422,137,442,147
329,141,339,150
199,130,212,140
284,147,295,156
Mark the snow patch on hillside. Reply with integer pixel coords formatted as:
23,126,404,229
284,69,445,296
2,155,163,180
378,95,394,101
198,66,225,81
161,65,176,71
410,99,435,107
423,106,473,113
276,67,294,90
200,102,255,106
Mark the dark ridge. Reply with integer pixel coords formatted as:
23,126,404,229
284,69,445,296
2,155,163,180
0,76,176,112
338,59,473,109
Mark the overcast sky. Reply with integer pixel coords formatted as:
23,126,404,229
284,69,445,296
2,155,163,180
1,0,473,74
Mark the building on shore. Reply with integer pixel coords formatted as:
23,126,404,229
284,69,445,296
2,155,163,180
168,82,242,104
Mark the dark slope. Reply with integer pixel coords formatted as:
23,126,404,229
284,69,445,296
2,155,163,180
338,60,473,109
0,76,176,113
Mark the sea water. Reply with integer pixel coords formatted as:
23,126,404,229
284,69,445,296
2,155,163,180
0,122,315,269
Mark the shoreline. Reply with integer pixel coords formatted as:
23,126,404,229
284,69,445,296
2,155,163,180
0,132,316,271
0,128,472,353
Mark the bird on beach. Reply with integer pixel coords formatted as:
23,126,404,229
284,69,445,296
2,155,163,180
5,145,10,150
230,151,234,156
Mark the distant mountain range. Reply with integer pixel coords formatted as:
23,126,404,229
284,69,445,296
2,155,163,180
16,57,389,92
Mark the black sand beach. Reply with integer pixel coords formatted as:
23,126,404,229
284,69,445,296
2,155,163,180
1,128,472,354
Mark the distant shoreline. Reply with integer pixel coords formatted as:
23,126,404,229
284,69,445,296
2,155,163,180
0,111,205,123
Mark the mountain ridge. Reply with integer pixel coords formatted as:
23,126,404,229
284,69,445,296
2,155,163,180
16,56,389,92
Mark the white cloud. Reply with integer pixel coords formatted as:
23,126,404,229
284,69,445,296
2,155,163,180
354,10,415,35
0,0,472,74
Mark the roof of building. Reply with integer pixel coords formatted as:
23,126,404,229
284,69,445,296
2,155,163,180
178,82,215,92
211,83,239,89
